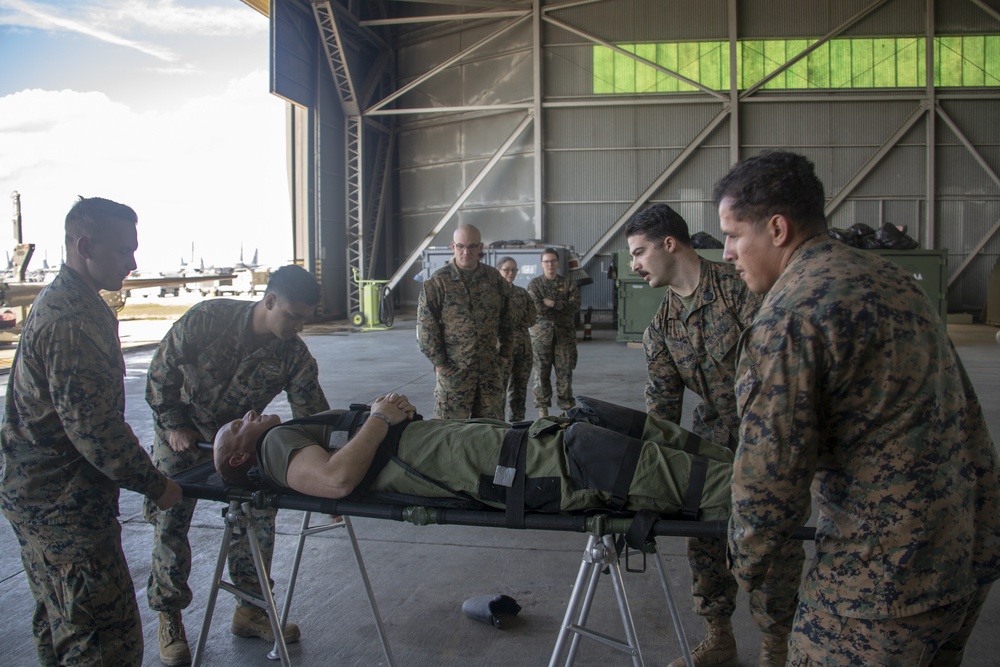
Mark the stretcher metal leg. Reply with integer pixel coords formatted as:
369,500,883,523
270,512,396,666
549,535,696,667
344,516,396,666
241,504,291,664
192,500,239,667
549,534,644,667
192,500,290,666
652,547,694,667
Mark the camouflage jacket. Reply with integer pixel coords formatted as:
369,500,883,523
0,265,168,525
730,235,1000,618
644,258,760,447
528,274,580,333
146,299,329,441
510,284,537,352
416,262,513,371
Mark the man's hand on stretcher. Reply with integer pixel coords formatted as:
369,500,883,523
166,427,202,454
371,392,416,424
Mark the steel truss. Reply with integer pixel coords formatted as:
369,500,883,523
306,0,1000,308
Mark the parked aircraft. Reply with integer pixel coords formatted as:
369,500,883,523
1,192,233,340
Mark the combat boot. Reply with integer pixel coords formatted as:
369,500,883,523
538,406,549,418
757,631,789,667
158,611,191,666
667,616,738,667
232,605,301,644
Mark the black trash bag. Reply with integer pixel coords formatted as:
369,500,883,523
462,594,522,628
859,233,885,250
691,232,724,249
828,228,851,243
844,223,877,248
874,223,919,250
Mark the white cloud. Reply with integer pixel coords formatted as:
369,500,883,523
0,0,178,61
113,0,265,36
0,71,293,272
0,1,265,61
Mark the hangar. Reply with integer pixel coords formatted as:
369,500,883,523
242,0,999,323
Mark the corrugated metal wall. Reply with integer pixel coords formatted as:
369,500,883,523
299,0,1000,314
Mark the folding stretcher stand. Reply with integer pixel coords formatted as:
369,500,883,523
171,461,394,667
173,461,813,667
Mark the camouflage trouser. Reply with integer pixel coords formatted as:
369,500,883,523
144,430,276,612
432,361,505,420
505,336,533,422
531,326,578,410
688,535,802,635
787,582,992,666
9,519,144,666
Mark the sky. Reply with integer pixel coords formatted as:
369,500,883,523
0,0,292,272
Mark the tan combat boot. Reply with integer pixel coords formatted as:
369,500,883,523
158,610,191,666
668,616,738,667
757,631,789,667
232,605,301,644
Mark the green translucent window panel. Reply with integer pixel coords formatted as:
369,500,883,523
963,35,985,86
593,36,1000,93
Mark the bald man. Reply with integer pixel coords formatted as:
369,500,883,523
417,225,513,420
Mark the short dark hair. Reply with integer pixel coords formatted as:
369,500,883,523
496,256,516,268
65,197,137,246
265,265,321,305
541,247,559,260
624,204,691,245
712,151,827,235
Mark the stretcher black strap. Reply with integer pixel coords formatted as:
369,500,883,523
681,456,708,521
356,424,404,495
682,431,705,455
623,511,659,552
609,437,643,510
626,410,647,440
493,424,529,488
493,424,531,529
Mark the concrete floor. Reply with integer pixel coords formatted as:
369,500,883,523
1,314,999,666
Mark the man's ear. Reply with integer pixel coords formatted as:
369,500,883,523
662,236,676,253
75,235,93,260
263,293,277,310
230,450,250,467
767,214,793,248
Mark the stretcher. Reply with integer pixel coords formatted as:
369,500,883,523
173,459,815,667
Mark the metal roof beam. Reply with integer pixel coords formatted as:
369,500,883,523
542,14,727,101
312,0,360,114
938,103,1000,286
824,103,926,218
386,113,534,292
580,106,731,266
740,0,891,99
367,13,530,113
362,11,528,26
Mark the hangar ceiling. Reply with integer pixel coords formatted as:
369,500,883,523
264,0,1000,319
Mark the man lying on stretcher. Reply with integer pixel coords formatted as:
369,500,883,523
212,393,733,521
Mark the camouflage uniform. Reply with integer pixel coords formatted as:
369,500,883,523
731,236,1000,663
505,284,536,421
528,274,580,411
416,262,513,420
645,259,801,636
1,265,169,665
144,299,328,614
257,411,735,521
